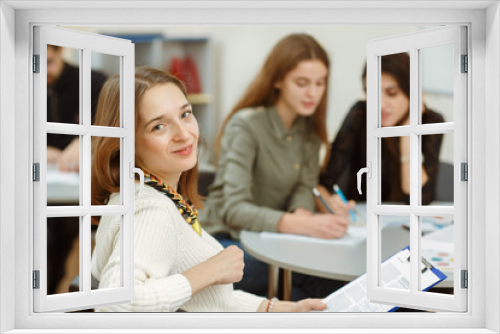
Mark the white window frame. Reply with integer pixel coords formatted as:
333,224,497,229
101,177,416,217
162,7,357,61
364,26,467,312
32,25,136,313
0,2,498,333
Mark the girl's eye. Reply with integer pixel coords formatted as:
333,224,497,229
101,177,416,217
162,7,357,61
182,111,193,119
153,124,164,132
296,81,308,87
386,89,399,97
316,80,326,87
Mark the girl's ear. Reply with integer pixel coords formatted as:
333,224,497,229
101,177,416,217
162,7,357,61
274,81,282,89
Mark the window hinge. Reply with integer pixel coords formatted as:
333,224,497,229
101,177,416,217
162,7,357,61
461,270,468,289
33,163,40,182
461,162,468,181
461,54,468,73
33,270,40,289
33,54,40,73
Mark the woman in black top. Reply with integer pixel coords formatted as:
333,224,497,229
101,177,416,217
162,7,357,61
319,53,444,206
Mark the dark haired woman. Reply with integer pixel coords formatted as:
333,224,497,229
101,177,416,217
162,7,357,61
317,53,444,207
90,67,326,312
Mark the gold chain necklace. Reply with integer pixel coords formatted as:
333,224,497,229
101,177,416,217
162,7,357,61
144,172,202,236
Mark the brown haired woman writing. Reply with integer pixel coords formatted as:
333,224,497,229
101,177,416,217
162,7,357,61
200,34,352,300
90,67,326,312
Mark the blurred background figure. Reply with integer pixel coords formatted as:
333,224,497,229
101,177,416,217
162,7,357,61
46,44,107,172
200,33,351,301
318,53,444,207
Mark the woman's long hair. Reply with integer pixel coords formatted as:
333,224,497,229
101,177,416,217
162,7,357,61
216,33,331,152
91,67,202,225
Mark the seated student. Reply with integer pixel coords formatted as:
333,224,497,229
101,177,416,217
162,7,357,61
199,34,353,300
90,67,326,313
318,53,444,208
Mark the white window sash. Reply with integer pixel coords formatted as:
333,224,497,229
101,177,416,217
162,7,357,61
33,25,135,313
366,25,467,312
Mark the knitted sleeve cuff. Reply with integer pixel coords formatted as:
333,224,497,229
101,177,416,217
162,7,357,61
157,273,192,312
231,290,267,312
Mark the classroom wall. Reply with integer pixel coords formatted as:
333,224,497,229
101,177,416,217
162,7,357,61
68,25,454,164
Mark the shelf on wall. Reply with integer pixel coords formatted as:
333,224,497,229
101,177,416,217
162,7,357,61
187,93,212,105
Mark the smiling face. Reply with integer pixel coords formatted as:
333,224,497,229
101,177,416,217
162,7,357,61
274,59,328,122
380,72,410,127
135,83,199,187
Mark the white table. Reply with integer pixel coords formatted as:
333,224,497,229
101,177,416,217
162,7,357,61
47,166,80,204
240,205,454,299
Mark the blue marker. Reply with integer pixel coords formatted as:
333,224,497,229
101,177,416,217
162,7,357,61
333,184,357,222
312,188,334,214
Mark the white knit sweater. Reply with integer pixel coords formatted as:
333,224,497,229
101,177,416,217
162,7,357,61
91,184,265,312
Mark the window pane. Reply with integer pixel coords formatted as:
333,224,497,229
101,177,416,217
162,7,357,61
380,215,410,291
379,53,410,128
91,136,121,205
47,45,81,125
421,44,454,123
420,215,454,295
91,215,122,290
422,132,453,205
47,134,80,206
381,136,410,205
91,218,99,291
47,216,80,295
90,52,118,127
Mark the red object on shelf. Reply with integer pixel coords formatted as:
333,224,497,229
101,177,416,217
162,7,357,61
168,57,186,83
183,56,201,94
167,56,202,94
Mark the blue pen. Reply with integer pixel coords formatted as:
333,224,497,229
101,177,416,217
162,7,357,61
312,188,334,214
333,184,357,222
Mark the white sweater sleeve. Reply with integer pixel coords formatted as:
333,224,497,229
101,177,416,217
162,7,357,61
94,199,192,312
231,290,266,312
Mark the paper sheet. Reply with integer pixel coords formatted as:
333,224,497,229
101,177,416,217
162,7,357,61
320,248,446,312
261,225,367,247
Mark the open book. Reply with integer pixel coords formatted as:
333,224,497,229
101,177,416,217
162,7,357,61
321,247,447,312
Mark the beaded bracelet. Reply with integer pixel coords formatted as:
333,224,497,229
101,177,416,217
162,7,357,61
266,297,278,312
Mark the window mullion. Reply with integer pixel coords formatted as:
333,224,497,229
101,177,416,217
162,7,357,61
122,51,135,293
80,47,92,294
409,46,420,294
365,50,380,296
413,122,454,135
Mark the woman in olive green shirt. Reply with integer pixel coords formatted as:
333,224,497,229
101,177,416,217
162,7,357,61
200,34,352,300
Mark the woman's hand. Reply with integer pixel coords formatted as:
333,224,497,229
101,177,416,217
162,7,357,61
287,299,327,312
204,245,245,285
278,212,349,239
293,207,314,216
182,245,245,296
57,138,80,172
315,185,355,220
257,299,327,312
47,146,62,164
329,195,356,220
306,214,349,239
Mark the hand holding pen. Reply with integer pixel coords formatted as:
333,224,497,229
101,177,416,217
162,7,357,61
332,184,358,223
310,187,350,238
313,185,356,221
